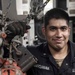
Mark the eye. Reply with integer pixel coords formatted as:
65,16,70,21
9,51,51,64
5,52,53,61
49,26,57,31
60,26,68,31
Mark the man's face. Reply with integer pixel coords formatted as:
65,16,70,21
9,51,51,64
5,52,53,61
43,18,70,51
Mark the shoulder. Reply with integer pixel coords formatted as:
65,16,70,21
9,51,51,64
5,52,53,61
69,41,75,48
69,41,75,54
26,42,47,56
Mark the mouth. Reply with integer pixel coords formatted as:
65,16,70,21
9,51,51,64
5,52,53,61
53,39,63,43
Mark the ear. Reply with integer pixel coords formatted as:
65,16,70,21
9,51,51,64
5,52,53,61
42,26,46,36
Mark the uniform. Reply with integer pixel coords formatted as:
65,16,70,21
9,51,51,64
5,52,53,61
26,41,75,75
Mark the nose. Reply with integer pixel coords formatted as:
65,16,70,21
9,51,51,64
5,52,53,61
56,29,62,37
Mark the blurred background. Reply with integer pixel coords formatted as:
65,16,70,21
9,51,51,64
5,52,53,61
0,0,75,46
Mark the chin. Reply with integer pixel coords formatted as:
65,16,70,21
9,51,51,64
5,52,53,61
54,48,62,52
54,46,63,52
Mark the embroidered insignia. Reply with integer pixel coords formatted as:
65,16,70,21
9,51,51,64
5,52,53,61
34,64,49,70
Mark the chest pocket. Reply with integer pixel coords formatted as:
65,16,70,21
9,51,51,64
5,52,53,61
65,62,75,75
65,43,75,75
65,68,75,75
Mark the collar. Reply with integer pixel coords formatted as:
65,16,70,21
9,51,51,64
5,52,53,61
40,42,58,67
42,41,75,57
40,42,51,57
69,41,75,63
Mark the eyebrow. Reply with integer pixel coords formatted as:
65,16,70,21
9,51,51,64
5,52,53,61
49,26,68,28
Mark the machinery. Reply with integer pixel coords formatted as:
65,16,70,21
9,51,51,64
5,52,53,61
1,0,51,46
0,0,51,75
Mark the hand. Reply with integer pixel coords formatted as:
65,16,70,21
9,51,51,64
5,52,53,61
5,21,31,42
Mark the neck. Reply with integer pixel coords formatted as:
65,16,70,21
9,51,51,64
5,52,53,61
48,45,69,59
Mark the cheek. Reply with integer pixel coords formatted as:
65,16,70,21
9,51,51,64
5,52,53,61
45,32,55,39
63,32,70,40
65,31,70,37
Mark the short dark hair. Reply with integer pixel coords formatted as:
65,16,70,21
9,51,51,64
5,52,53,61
44,8,69,28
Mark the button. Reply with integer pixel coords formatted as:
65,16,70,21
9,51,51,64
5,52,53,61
43,53,46,55
66,63,68,66
72,69,75,72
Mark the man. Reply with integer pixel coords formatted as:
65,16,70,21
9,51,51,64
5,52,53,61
1,8,75,75
26,8,75,75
